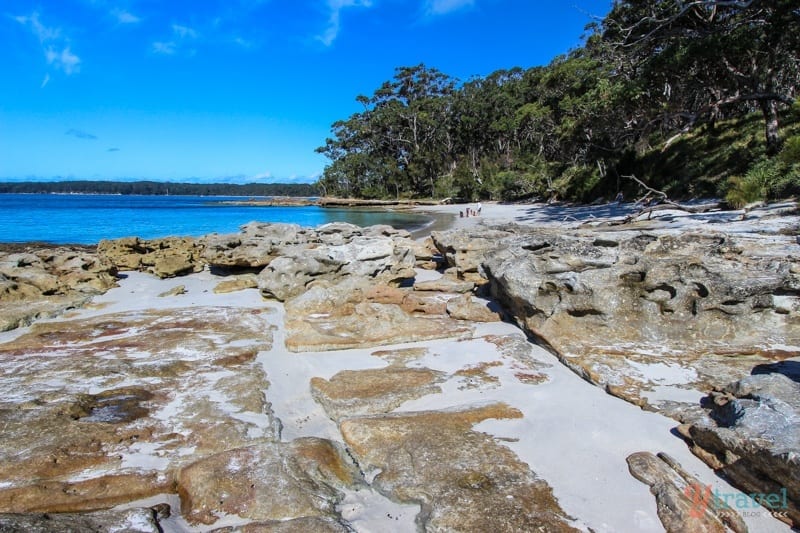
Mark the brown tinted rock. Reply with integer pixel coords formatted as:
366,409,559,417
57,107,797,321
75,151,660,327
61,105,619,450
446,293,502,322
431,228,514,276
0,507,163,533
0,474,173,513
0,306,277,513
98,236,204,278
311,367,444,421
177,438,360,525
285,283,473,352
340,404,577,532
627,452,745,533
0,246,118,331
213,274,258,293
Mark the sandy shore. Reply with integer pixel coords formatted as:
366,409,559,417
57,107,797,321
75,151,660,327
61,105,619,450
415,199,799,235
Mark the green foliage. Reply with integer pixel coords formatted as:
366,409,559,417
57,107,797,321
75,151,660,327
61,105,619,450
725,160,777,208
316,1,799,203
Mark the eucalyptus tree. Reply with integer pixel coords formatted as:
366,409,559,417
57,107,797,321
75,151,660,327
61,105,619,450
600,0,799,152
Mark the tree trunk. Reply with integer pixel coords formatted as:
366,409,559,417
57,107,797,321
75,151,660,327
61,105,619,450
761,99,781,155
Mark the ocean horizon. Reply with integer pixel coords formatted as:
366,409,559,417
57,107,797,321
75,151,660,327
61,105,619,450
0,193,432,245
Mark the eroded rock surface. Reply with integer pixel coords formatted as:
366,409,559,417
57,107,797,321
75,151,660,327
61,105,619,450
283,279,473,351
681,371,800,527
311,367,444,421
340,404,578,532
0,507,164,533
432,226,800,411
97,236,204,278
0,306,277,513
627,451,746,533
0,245,117,331
177,438,361,525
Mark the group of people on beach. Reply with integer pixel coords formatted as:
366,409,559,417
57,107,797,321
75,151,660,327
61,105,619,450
460,202,482,218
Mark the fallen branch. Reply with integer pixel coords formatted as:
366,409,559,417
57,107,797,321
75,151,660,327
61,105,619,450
616,174,720,224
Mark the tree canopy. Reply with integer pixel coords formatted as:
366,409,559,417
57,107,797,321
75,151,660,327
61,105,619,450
317,0,800,203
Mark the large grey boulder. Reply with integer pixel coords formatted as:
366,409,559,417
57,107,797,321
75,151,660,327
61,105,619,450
201,222,308,269
683,371,800,527
258,236,416,301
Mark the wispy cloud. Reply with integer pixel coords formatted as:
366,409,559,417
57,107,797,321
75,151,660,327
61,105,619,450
14,11,81,76
152,41,176,54
65,128,98,140
172,24,198,39
107,147,121,152
250,170,273,181
153,23,199,55
40,74,50,89
317,0,373,47
46,47,81,74
112,9,140,24
13,12,59,42
424,0,475,16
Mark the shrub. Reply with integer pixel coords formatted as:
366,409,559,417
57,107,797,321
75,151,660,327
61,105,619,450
725,159,779,207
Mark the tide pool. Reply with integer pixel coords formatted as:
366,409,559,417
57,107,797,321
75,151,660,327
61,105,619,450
0,194,432,244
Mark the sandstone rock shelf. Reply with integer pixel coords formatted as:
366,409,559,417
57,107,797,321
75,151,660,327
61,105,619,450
0,206,797,531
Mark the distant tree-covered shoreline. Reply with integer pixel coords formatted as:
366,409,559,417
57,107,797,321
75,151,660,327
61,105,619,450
0,181,318,197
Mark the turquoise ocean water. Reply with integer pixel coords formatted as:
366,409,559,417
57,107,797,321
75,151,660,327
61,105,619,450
0,194,432,245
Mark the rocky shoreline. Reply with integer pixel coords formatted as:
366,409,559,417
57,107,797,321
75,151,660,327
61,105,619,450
0,201,797,531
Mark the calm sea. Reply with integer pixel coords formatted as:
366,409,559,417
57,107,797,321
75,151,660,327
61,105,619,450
0,194,433,245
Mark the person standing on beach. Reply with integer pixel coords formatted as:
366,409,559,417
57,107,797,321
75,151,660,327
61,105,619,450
477,202,482,215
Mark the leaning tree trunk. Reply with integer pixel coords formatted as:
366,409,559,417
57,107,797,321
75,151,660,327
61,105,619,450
761,98,781,155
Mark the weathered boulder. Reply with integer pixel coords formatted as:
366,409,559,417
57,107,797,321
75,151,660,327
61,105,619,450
627,451,746,533
454,227,800,411
283,280,473,351
682,371,800,527
257,236,416,301
431,228,514,278
0,246,118,331
176,438,361,525
213,273,259,293
97,236,204,278
340,403,578,531
201,222,308,269
446,293,503,322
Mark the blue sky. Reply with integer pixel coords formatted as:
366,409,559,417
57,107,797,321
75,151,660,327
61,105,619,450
1,0,612,183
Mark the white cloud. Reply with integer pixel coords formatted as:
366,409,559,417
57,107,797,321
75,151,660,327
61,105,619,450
46,46,81,74
112,9,140,24
250,171,273,181
152,41,176,54
14,12,60,42
424,0,474,16
15,12,81,79
317,0,373,47
172,24,198,39
153,24,198,55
